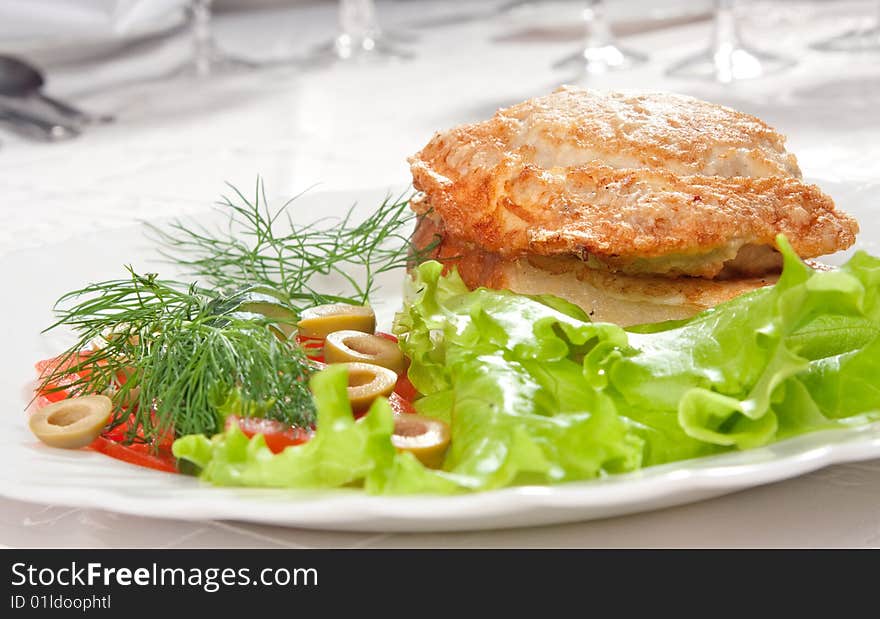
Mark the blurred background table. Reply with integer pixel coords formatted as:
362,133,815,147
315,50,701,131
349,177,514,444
1,0,879,547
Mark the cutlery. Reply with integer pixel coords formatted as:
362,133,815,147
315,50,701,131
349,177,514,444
0,55,113,126
0,105,80,141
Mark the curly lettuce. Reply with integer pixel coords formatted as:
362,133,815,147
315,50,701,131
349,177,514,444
174,237,880,493
173,364,462,493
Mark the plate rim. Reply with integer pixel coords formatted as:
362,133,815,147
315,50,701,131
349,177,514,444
2,421,878,532
2,185,879,533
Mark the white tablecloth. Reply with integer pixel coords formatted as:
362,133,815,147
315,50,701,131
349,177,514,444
1,0,879,547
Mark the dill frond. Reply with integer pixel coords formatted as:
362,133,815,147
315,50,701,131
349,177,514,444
147,179,428,312
37,181,433,449
39,269,314,445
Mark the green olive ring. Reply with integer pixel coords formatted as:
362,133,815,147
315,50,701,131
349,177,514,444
106,383,141,408
344,362,397,411
297,303,376,339
392,414,451,469
29,395,113,449
108,365,141,407
324,330,406,374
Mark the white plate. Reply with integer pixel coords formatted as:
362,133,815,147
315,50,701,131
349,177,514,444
1,185,878,533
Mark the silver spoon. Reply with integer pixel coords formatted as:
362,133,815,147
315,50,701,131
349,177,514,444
0,106,80,141
0,55,114,125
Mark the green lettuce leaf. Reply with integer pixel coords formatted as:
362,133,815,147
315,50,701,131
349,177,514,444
173,364,462,493
174,236,880,493
395,236,880,473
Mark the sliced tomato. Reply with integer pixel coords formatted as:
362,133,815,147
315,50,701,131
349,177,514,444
375,332,398,343
101,420,129,443
35,352,93,378
296,335,325,362
394,374,420,401
104,413,174,451
90,436,177,473
226,415,312,454
39,386,74,403
388,392,416,415
351,393,416,418
31,395,56,410
35,351,109,401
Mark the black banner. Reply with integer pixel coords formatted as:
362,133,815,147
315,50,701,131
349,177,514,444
1,549,875,613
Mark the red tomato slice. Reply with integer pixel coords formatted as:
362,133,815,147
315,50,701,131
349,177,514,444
36,372,80,401
102,421,129,443
375,332,398,343
35,352,91,377
36,351,102,383
351,393,416,419
394,374,420,402
225,415,312,454
388,392,416,415
104,413,175,451
296,335,325,362
31,395,55,410
35,351,105,401
39,388,72,403
90,436,177,473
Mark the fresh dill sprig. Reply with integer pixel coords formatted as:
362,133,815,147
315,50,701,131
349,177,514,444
38,181,433,449
39,268,314,445
147,179,428,312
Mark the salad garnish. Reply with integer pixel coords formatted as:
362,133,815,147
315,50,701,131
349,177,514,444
172,236,880,493
34,183,430,454
27,183,880,495
147,180,423,309
39,273,315,444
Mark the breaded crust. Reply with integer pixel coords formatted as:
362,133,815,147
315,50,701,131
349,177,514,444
409,87,858,278
412,215,777,326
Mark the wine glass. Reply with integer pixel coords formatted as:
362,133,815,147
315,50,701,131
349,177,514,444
553,0,647,74
812,0,880,52
307,0,413,65
174,0,257,78
666,0,795,83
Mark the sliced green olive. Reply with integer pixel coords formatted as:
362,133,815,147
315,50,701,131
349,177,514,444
105,383,141,408
392,414,450,469
237,299,298,337
107,366,141,407
29,395,112,450
323,330,406,374
344,362,397,411
297,303,375,339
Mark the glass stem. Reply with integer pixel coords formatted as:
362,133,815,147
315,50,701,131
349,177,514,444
191,0,215,75
712,0,740,54
339,0,380,40
583,0,614,48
